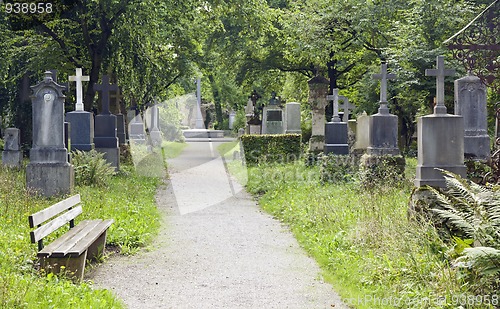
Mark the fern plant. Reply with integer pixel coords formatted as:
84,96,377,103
426,170,500,291
71,149,115,187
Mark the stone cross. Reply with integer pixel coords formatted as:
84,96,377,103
94,75,118,115
425,55,455,114
69,68,90,111
372,62,396,113
326,88,342,122
110,87,124,114
339,96,354,122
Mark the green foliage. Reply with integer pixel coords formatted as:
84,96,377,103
358,154,406,190
320,154,358,183
240,134,301,166
0,138,3,151
71,150,115,187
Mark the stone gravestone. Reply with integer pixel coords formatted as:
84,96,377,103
129,113,146,143
307,76,329,153
2,128,22,167
26,71,74,197
93,75,120,170
454,74,490,160
65,68,94,151
354,111,370,153
110,87,127,145
262,92,284,134
149,99,162,147
284,102,301,134
415,56,466,188
367,62,400,156
324,89,349,155
229,110,236,130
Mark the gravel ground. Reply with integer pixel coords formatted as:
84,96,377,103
89,141,348,309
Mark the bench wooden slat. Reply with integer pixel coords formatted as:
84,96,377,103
49,220,102,257
66,219,113,256
29,194,81,228
37,220,94,257
30,206,83,243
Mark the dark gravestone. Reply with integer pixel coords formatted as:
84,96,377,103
94,75,119,170
267,110,282,122
324,89,349,155
111,88,126,145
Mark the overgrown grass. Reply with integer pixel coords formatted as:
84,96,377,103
162,141,187,159
0,160,162,308
245,158,497,309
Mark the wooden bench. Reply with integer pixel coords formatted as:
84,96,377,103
28,194,113,280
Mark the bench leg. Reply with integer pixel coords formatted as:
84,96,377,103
40,251,87,281
87,231,108,261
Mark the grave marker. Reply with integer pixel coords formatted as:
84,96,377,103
2,128,22,167
324,89,349,155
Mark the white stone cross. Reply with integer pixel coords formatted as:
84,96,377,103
326,88,348,122
339,97,354,122
372,62,396,113
69,68,90,111
425,55,455,114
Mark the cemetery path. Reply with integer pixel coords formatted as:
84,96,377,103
89,141,348,309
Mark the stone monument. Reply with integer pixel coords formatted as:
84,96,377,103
2,128,22,167
284,102,301,134
110,87,127,145
354,111,370,153
307,76,329,153
415,56,466,187
324,89,349,155
93,75,120,170
367,62,400,156
454,74,490,160
262,92,284,134
26,71,74,197
65,68,94,151
149,99,162,147
129,113,146,143
229,110,236,130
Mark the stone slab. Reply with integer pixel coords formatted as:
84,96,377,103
3,128,21,151
26,162,74,197
66,111,94,151
116,114,127,145
324,122,349,155
285,102,301,134
2,151,22,167
367,112,399,156
95,147,120,171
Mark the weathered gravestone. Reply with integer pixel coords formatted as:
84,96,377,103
2,128,22,167
94,75,119,170
307,76,329,153
324,89,349,155
65,68,94,151
129,113,146,143
354,111,370,153
415,56,466,187
26,71,74,196
454,74,490,160
110,87,127,145
262,92,284,134
229,110,236,130
284,102,301,134
148,100,162,147
367,62,400,156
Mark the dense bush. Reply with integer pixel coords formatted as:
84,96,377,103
358,154,406,189
72,150,115,187
240,134,301,166
320,153,358,183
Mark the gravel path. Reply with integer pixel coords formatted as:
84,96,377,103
89,141,348,309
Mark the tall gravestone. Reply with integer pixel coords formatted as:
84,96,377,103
229,110,236,130
367,62,400,156
324,89,349,155
262,92,284,134
110,88,127,145
354,111,370,153
2,128,22,167
284,102,301,134
149,100,162,147
94,75,119,170
307,76,329,153
65,68,94,151
415,56,466,187
26,71,74,196
454,74,490,160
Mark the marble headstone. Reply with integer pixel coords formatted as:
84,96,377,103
284,102,301,134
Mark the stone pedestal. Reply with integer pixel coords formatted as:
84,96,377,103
285,102,301,134
94,114,119,170
324,122,349,155
367,111,400,156
150,129,162,147
2,128,22,167
65,111,94,151
262,106,284,134
454,74,490,160
249,125,261,135
116,113,127,145
129,115,146,144
414,114,466,187
27,163,74,196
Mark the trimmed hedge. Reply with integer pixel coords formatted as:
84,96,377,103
240,134,301,166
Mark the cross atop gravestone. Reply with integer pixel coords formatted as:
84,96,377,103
425,55,455,114
339,96,354,121
372,62,396,114
69,68,90,111
94,75,118,115
326,88,348,122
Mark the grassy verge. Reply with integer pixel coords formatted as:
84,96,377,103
245,159,495,309
162,141,187,159
0,162,162,308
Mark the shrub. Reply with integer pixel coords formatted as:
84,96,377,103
320,153,357,183
0,138,4,151
71,150,115,187
358,154,405,190
240,134,301,166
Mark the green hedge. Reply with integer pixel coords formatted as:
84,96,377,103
240,134,301,166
